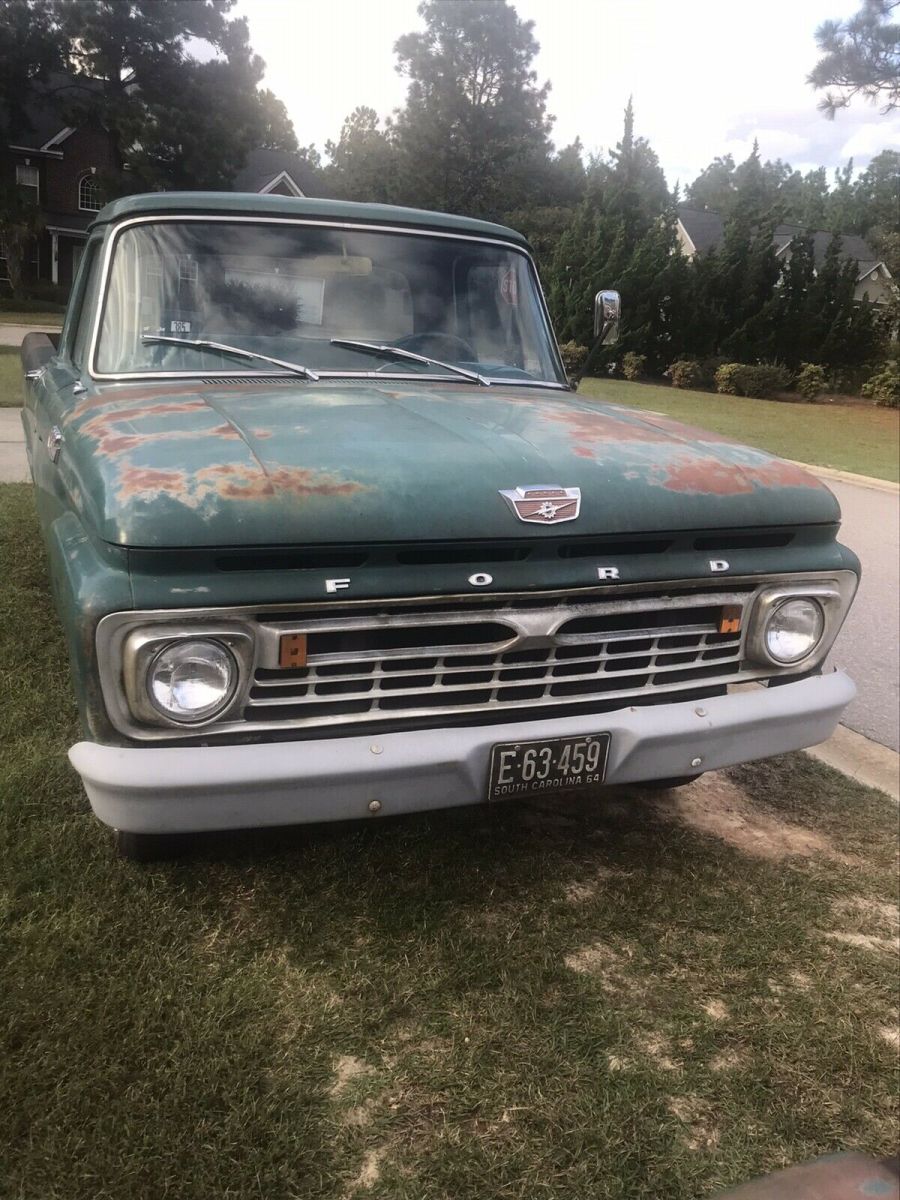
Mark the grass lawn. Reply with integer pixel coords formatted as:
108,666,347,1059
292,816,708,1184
579,378,900,484
0,310,64,326
2,482,898,1200
0,346,23,408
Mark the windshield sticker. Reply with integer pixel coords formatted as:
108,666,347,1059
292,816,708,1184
499,267,518,306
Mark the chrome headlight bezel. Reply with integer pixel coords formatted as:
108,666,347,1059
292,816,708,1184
121,625,254,728
747,581,853,670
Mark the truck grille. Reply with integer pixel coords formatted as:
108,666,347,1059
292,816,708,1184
245,590,754,730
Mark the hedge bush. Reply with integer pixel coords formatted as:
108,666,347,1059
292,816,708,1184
861,361,900,409
795,363,827,401
668,359,703,389
558,341,588,374
714,363,743,395
715,362,792,398
622,352,646,381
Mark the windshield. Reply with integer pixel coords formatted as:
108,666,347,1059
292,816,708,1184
94,219,565,385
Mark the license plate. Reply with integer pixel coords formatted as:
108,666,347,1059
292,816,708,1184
487,733,610,801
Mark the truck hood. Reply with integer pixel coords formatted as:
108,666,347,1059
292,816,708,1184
62,379,838,548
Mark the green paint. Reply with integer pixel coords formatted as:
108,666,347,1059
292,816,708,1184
21,196,861,741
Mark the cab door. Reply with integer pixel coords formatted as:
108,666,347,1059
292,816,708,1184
25,236,103,513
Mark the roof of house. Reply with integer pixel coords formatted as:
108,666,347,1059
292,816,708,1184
6,72,104,150
231,148,318,197
676,207,726,255
88,192,531,247
677,206,884,277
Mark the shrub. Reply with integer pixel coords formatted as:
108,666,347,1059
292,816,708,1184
748,364,796,398
715,363,743,395
668,359,703,389
715,362,792,398
558,341,588,374
698,356,729,388
861,361,900,409
621,351,646,381
795,363,827,400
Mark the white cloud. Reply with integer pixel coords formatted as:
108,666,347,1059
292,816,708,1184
840,115,900,160
237,0,894,185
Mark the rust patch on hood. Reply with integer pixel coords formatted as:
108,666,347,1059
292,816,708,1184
116,467,190,502
652,456,822,495
76,401,242,457
193,464,370,502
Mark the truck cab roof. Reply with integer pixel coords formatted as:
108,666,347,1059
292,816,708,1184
89,192,531,248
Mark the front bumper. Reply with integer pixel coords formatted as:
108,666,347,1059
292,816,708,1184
69,671,855,834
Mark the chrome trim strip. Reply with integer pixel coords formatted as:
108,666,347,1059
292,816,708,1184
87,213,567,385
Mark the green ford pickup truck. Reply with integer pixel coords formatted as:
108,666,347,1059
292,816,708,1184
21,192,859,859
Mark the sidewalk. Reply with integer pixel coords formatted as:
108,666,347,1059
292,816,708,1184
0,322,61,347
0,408,29,483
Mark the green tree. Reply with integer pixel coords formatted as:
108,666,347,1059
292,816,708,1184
257,88,298,153
809,0,900,116
0,0,66,141
323,106,399,203
391,0,553,216
0,179,43,299
51,0,268,192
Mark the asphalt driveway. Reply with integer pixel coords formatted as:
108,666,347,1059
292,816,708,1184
826,478,900,751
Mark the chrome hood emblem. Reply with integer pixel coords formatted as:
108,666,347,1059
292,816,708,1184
499,485,582,524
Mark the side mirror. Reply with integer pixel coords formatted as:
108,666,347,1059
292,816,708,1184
593,290,621,344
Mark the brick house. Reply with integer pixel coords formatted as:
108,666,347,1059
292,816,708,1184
2,78,320,294
1,75,116,291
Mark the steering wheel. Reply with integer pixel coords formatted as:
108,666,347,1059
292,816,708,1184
394,331,477,361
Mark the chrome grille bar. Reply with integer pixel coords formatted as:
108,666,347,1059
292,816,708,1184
243,592,752,727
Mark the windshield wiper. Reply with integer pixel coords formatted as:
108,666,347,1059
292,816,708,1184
141,335,319,381
330,338,491,386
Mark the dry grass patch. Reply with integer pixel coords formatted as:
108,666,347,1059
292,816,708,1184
833,895,900,931
656,775,847,862
823,930,900,954
667,1096,721,1152
708,1049,747,1073
346,1146,386,1193
330,1055,375,1098
563,939,646,999
701,999,730,1021
636,1032,680,1072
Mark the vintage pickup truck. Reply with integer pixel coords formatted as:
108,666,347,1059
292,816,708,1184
21,193,859,858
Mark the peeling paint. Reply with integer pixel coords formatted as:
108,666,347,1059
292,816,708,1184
193,463,370,502
116,467,190,502
653,456,821,496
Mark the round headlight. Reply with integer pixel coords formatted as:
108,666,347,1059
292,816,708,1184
764,598,825,664
148,639,237,722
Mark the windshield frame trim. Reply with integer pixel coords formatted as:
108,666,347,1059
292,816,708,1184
87,214,568,386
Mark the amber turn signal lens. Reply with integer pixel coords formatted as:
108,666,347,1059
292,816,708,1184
718,604,742,635
279,633,308,669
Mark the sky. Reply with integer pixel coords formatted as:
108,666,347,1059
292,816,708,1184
234,0,899,187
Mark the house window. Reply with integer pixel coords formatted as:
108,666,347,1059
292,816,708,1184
79,172,101,212
16,164,39,205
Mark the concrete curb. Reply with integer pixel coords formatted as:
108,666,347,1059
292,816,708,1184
806,724,899,802
787,459,899,495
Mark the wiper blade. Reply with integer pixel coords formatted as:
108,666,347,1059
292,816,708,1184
141,335,319,381
330,338,491,386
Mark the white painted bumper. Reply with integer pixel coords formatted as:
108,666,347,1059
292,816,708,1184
69,671,856,834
